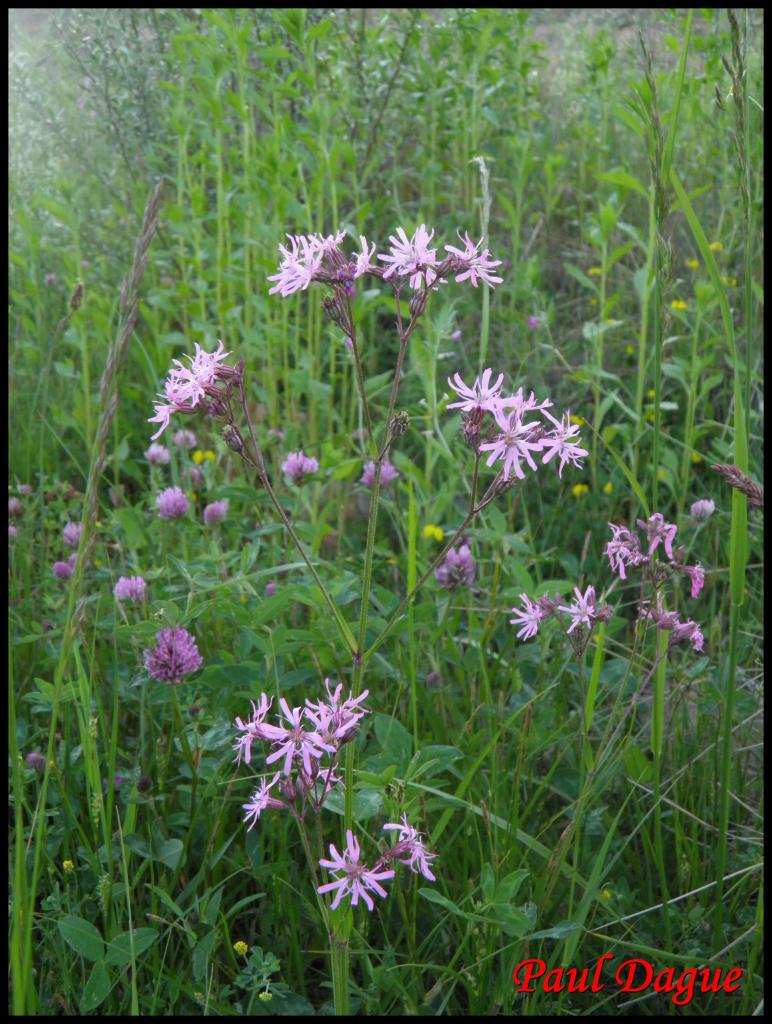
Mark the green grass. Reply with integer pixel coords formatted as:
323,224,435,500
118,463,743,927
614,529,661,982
9,8,763,1016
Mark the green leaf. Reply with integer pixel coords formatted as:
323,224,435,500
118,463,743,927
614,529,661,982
419,887,466,917
596,171,648,198
58,915,105,962
527,920,583,940
157,838,184,870
104,928,159,967
81,960,111,1011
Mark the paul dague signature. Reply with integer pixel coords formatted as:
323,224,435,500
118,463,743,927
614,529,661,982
512,954,742,1006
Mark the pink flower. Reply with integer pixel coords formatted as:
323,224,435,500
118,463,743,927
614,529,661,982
478,404,544,481
378,224,439,291
156,486,189,519
144,443,170,466
63,521,82,548
361,459,399,488
265,580,277,597
203,499,228,525
690,498,715,521
443,231,503,288
114,576,147,602
435,544,475,590
683,564,705,599
52,560,73,580
242,773,283,830
149,340,234,439
528,315,540,329
540,411,588,478
8,525,18,540
447,368,505,415
233,694,273,766
318,830,395,911
268,234,325,296
638,513,677,560
605,523,647,579
353,236,377,278
281,451,319,484
261,698,336,776
304,679,370,747
172,429,198,449
18,484,33,495
510,593,548,640
8,497,23,518
382,815,438,881
558,585,597,635
143,626,203,684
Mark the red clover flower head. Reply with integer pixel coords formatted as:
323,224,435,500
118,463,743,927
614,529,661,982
435,544,476,590
318,830,395,912
9,525,18,540
156,486,190,519
361,459,399,488
144,443,170,465
52,559,73,580
690,498,716,521
26,752,47,771
203,499,228,525
281,451,319,484
114,575,147,602
172,428,197,449
8,497,23,518
63,521,83,548
143,626,203,685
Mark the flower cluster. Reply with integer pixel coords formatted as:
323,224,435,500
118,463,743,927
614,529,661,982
203,499,228,525
435,543,475,590
235,679,370,823
145,443,170,466
511,586,611,648
281,451,319,485
156,486,190,519
640,599,705,653
63,521,82,548
268,225,502,299
446,371,588,483
317,817,437,913
149,340,237,440
52,553,78,580
606,514,705,599
361,459,399,489
143,626,203,685
114,575,147,602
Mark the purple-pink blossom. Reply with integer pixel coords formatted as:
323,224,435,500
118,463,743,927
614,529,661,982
443,231,503,288
203,500,228,525
539,411,589,478
318,830,395,912
382,815,438,881
638,513,678,560
528,315,541,329
478,404,544,482
447,368,505,415
435,544,476,590
510,593,549,640
9,525,18,540
605,523,648,579
52,559,73,580
143,626,203,684
378,224,439,291
156,486,190,519
261,698,337,777
361,459,399,488
114,575,147,602
558,585,597,635
63,521,82,548
144,443,170,466
25,752,46,771
281,451,319,484
9,497,23,518
683,564,705,599
148,340,235,440
172,428,197,449
242,774,283,830
690,498,716,521
233,694,274,766
265,580,277,597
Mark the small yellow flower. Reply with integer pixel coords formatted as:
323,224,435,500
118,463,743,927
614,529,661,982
646,410,655,423
63,860,75,874
233,941,249,956
259,992,273,1003
588,267,602,277
95,520,102,528
691,450,703,464
625,343,635,355
204,450,216,462
647,388,656,399
589,298,598,306
657,467,666,482
709,241,723,252
721,275,737,287
670,299,688,311
600,888,613,901
684,258,699,270
603,482,613,495
239,594,248,604
422,524,445,542
386,557,398,565
570,415,584,427
571,483,590,498
192,450,205,464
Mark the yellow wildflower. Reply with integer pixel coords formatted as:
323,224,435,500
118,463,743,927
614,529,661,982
721,275,737,287
647,388,656,399
588,267,602,277
603,482,613,495
422,524,445,542
684,258,699,270
233,941,249,956
571,483,590,498
570,415,584,427
709,241,723,252
657,468,666,482
204,450,216,462
600,888,613,901
625,343,635,355
63,860,76,874
670,299,688,311
239,594,248,604
192,450,205,464
691,450,703,464
589,298,598,306
646,410,655,423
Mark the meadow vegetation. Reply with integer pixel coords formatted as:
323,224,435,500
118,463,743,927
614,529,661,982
9,8,763,1015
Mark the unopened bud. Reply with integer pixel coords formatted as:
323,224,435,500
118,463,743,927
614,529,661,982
222,424,244,453
390,411,410,437
70,281,84,312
